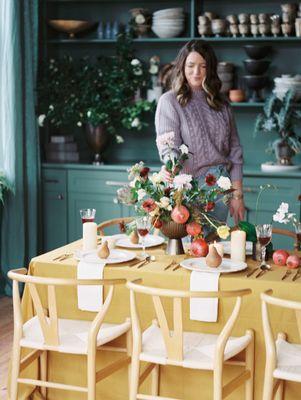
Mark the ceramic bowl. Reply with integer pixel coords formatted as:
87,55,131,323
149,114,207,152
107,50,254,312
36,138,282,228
281,23,294,36
229,89,246,102
259,23,271,36
218,71,234,82
250,14,259,24
244,45,271,60
251,24,259,36
238,13,250,24
211,19,227,36
258,13,269,23
220,81,233,93
281,3,298,13
217,62,234,72
244,75,268,89
243,59,270,75
48,20,97,38
239,24,250,36
229,24,239,36
226,14,238,24
198,24,212,36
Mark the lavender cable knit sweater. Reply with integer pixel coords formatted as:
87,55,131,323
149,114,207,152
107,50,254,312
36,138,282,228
155,90,243,181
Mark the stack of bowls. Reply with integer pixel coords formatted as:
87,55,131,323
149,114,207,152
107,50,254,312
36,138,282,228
273,74,301,100
152,8,185,38
198,15,211,37
281,3,298,36
243,45,271,102
217,62,234,94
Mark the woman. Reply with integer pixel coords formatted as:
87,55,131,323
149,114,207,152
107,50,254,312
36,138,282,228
155,40,245,225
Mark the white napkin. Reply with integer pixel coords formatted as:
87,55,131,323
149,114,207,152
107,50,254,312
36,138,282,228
77,260,105,312
190,271,220,322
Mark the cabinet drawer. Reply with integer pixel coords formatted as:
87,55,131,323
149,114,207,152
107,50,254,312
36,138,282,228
42,169,67,192
68,170,129,194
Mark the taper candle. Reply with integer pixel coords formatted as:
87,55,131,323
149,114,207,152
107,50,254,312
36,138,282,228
230,230,246,262
83,222,97,251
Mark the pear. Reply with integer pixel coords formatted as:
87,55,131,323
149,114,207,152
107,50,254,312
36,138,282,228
97,241,110,259
205,244,222,268
130,230,139,244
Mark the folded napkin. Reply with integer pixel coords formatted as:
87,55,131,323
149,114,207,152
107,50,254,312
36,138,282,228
190,271,220,322
77,260,106,312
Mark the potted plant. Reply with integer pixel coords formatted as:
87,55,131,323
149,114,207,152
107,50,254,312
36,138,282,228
0,171,12,205
254,90,301,165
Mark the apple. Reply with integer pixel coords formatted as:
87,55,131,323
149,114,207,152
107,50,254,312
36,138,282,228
171,205,190,224
186,222,202,236
286,255,300,269
191,238,209,257
272,249,289,266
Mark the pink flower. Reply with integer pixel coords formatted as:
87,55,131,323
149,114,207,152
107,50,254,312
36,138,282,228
173,174,192,190
156,131,175,148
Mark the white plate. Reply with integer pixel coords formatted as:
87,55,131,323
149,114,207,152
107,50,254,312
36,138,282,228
180,258,247,273
74,248,136,264
261,162,301,172
115,234,165,249
221,240,253,255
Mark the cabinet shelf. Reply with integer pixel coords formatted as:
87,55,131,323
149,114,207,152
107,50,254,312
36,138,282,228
230,102,264,107
47,36,301,44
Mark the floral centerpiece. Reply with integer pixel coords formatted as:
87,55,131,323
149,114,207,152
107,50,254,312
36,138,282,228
117,132,233,254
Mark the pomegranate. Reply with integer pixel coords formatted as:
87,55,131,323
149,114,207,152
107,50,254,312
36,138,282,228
191,238,209,257
186,222,202,236
286,255,300,269
171,205,190,224
272,249,289,266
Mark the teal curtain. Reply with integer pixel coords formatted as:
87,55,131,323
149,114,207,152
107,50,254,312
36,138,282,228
0,0,40,295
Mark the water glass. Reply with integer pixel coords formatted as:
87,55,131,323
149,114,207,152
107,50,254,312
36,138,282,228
80,208,96,224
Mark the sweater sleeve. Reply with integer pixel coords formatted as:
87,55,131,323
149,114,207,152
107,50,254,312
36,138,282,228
155,93,183,163
227,106,243,181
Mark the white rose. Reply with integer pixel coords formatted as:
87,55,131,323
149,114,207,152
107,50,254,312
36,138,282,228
77,121,82,127
131,59,140,66
87,110,92,117
131,117,140,128
216,176,231,190
149,64,159,75
278,202,289,214
150,172,163,184
49,104,54,111
135,14,146,24
179,144,189,154
137,189,147,201
38,114,46,127
134,68,143,76
116,135,124,144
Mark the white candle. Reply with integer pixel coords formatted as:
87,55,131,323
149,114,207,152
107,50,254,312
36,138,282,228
230,230,246,262
213,241,224,257
83,222,97,251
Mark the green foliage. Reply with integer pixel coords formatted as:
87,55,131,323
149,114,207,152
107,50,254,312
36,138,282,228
0,172,13,205
37,33,155,142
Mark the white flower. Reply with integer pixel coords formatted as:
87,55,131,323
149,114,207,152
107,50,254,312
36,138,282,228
131,117,140,128
38,114,46,127
87,110,92,118
217,176,232,190
273,212,288,224
128,162,144,179
156,196,172,211
149,206,160,217
173,174,192,190
137,189,147,201
135,14,146,24
116,135,124,144
133,68,143,76
77,121,82,127
129,176,140,188
179,144,189,154
150,172,163,185
149,64,159,75
277,202,289,214
156,131,175,148
273,202,296,225
131,59,141,66
49,104,54,111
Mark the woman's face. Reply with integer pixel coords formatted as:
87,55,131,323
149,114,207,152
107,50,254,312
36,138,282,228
184,51,207,90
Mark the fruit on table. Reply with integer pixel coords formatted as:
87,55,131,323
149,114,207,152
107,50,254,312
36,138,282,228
272,249,289,266
171,205,190,224
98,242,110,259
191,238,209,257
186,221,202,236
286,254,300,269
130,230,139,244
205,244,222,268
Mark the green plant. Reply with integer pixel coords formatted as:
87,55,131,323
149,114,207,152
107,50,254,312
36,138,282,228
37,33,155,142
0,171,13,204
254,90,301,155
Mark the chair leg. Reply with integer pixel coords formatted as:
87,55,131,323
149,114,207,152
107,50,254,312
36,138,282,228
245,330,254,400
87,352,96,400
275,333,286,400
40,351,48,398
126,326,133,395
213,365,223,400
10,341,21,400
151,364,159,396
262,364,274,400
129,351,140,400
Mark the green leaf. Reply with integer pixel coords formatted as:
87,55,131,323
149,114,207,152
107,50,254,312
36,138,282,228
238,221,257,242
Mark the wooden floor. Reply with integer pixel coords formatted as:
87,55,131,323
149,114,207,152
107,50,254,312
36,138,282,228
0,296,13,400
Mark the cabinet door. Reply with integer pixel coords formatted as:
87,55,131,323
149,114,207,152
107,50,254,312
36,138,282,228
68,192,123,242
43,190,67,251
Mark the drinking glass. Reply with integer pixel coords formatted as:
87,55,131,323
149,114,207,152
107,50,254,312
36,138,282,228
255,224,272,267
80,208,96,224
294,221,301,245
136,216,151,258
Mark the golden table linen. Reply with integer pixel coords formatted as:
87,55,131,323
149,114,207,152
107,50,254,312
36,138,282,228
8,240,301,399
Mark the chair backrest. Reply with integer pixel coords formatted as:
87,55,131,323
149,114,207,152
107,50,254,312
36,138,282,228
272,227,300,251
97,217,160,237
127,279,251,364
261,289,301,363
8,268,126,347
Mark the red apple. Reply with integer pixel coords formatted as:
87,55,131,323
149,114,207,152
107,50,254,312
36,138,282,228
286,255,300,269
186,222,202,236
171,205,190,224
191,238,209,257
272,249,289,266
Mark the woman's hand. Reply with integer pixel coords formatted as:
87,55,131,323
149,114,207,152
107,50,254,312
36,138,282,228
160,165,173,183
229,198,245,225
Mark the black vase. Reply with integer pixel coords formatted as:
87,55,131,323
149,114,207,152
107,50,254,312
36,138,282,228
85,124,109,165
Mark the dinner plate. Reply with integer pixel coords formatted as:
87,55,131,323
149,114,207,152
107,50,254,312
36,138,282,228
221,240,253,255
115,234,165,249
74,248,136,264
180,257,247,273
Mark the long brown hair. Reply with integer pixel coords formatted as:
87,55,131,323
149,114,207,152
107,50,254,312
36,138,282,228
171,40,225,110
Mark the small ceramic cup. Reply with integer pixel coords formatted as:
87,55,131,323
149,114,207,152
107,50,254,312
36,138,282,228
204,12,216,21
198,15,209,25
229,24,239,37
259,22,271,36
281,22,293,36
250,14,259,24
281,3,297,13
258,13,269,23
239,23,250,36
251,24,259,36
271,24,281,36
238,13,250,24
226,14,238,24
198,24,211,37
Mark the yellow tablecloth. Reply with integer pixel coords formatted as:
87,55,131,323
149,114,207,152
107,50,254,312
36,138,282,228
8,240,301,399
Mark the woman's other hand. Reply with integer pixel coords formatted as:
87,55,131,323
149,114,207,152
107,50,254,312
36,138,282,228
160,165,173,183
229,198,245,225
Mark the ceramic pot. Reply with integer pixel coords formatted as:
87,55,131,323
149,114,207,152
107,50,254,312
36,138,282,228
259,23,270,36
275,138,295,165
229,89,246,102
244,75,268,102
85,124,109,165
244,45,271,60
229,24,239,37
250,14,259,24
226,14,238,24
239,23,250,36
211,19,227,36
238,13,250,24
281,23,293,36
251,24,259,37
160,221,187,255
243,59,270,75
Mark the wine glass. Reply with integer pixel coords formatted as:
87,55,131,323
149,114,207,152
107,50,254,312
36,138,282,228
136,216,151,258
294,221,301,248
255,224,272,268
80,208,96,224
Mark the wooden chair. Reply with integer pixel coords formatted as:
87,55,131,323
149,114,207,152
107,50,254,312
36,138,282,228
127,279,254,400
261,290,301,400
97,217,160,237
272,228,300,251
7,268,132,400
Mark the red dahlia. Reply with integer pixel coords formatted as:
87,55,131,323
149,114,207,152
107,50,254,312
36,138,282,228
205,201,215,212
142,199,156,213
205,174,216,186
140,167,150,178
